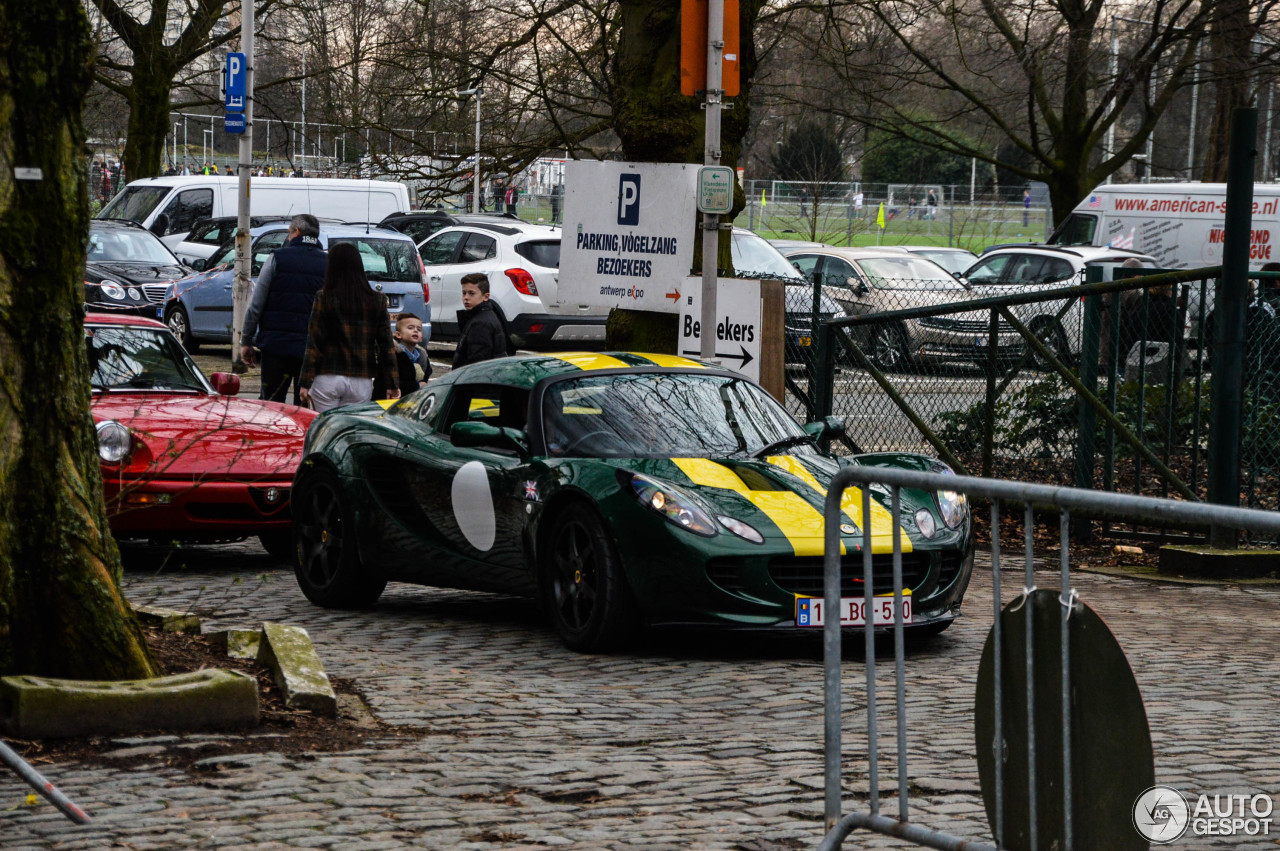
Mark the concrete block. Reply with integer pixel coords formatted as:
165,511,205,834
1159,545,1280,579
258,622,336,717
131,604,201,634
209,628,262,660
0,669,258,738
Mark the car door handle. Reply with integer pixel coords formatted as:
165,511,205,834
430,276,442,282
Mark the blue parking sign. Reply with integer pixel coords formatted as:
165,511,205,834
224,52,246,112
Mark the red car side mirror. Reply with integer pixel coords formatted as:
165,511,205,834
209,372,240,396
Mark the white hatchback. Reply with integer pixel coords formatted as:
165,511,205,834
418,220,606,348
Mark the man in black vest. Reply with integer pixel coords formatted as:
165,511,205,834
240,214,327,405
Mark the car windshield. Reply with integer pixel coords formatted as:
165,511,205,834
541,373,808,458
87,226,180,264
330,237,419,282
86,325,208,393
98,186,170,224
731,231,804,281
858,256,967,289
907,251,974,277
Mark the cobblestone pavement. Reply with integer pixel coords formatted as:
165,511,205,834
4,541,1280,849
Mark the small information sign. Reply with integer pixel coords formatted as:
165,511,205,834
224,113,246,134
697,166,735,214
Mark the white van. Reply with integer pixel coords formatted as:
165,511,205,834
1049,182,1280,269
96,176,410,248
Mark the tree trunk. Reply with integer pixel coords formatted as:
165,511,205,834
122,67,176,181
609,0,761,350
0,1,157,679
1201,0,1257,182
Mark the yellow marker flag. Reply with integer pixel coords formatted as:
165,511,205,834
761,189,766,207
876,202,886,230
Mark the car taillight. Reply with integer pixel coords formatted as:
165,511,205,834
505,268,538,296
418,254,430,303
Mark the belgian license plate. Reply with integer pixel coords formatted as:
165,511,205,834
795,593,913,627
157,306,165,319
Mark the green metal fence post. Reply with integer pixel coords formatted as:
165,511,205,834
1208,108,1257,547
983,308,998,478
815,322,835,423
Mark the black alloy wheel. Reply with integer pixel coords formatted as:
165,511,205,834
542,502,637,652
293,466,385,608
869,323,911,371
165,304,200,353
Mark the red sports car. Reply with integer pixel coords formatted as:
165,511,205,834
86,313,315,558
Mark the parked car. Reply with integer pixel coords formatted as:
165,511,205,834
162,222,430,352
894,245,979,278
782,246,972,370
942,244,1157,365
289,352,975,651
418,219,606,347
84,220,190,317
169,215,342,265
730,228,845,365
87,312,315,558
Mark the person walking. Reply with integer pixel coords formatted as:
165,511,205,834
550,182,563,224
926,189,938,221
240,214,327,405
452,273,511,368
297,242,400,413
1023,189,1032,227
505,183,517,216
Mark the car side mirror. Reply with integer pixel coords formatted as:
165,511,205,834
149,213,170,236
190,258,206,272
847,276,867,294
450,420,527,454
209,372,240,396
803,415,845,440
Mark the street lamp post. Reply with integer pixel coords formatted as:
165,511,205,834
458,87,483,213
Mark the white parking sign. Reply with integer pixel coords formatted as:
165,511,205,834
678,276,762,382
558,161,699,314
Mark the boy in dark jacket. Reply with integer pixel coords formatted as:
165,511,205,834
452,273,510,368
394,312,431,391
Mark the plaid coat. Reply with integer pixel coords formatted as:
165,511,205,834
298,294,397,392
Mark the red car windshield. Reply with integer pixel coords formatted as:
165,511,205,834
86,325,208,393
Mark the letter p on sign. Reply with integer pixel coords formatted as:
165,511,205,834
618,174,641,225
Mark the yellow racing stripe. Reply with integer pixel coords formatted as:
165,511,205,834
547,352,631,371
672,458,842,557
764,456,912,554
631,353,707,369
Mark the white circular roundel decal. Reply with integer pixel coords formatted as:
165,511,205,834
451,461,495,551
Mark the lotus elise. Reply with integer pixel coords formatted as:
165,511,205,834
291,352,975,651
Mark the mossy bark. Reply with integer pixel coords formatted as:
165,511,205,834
608,0,762,350
0,1,156,679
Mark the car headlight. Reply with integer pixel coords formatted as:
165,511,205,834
127,286,141,301
936,490,967,529
914,507,937,539
628,473,717,537
96,420,133,464
98,280,126,300
717,515,764,544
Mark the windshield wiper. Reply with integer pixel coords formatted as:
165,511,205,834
751,433,815,459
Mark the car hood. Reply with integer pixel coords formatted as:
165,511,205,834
86,260,188,285
610,453,938,555
92,394,314,478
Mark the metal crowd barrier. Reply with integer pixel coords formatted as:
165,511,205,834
817,468,1280,850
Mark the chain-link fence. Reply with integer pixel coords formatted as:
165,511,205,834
781,256,1280,541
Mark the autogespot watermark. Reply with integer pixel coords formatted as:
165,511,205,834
1133,786,1274,844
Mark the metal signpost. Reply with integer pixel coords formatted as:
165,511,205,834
698,0,725,361
227,15,254,373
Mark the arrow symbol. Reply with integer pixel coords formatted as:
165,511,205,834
665,288,681,302
680,345,754,368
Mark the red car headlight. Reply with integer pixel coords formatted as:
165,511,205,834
96,420,133,465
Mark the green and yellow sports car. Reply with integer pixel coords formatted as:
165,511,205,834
291,352,975,651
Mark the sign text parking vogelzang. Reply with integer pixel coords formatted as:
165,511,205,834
558,162,699,315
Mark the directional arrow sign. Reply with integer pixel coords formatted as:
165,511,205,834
678,275,761,382
665,288,681,302
681,345,753,368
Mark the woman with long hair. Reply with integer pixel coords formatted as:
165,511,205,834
298,242,400,412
